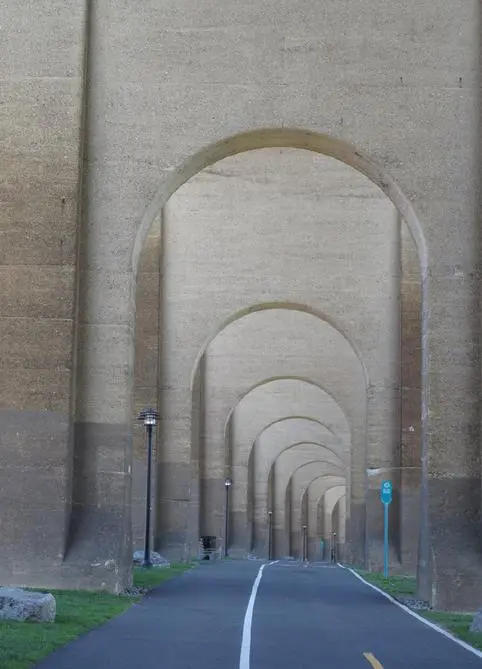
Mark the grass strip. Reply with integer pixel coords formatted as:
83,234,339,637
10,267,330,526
0,563,192,669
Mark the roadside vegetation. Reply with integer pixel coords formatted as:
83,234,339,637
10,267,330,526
0,563,192,669
356,570,482,652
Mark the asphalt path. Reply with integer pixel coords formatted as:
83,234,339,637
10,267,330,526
252,561,482,668
35,559,482,669
35,560,259,669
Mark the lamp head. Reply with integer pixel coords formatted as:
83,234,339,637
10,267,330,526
138,407,159,427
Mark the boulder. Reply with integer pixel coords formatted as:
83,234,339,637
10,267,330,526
0,587,56,623
470,609,482,633
133,550,170,568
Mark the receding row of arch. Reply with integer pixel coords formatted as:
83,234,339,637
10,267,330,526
131,139,422,577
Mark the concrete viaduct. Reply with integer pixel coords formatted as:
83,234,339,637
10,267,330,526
0,0,480,613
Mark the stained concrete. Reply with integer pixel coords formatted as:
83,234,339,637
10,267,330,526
1,0,481,611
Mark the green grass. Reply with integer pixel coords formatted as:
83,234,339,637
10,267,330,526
133,562,192,590
422,611,482,649
0,563,192,669
355,570,417,598
356,570,482,653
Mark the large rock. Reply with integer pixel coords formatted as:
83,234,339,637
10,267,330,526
133,550,170,568
470,609,482,632
0,587,56,623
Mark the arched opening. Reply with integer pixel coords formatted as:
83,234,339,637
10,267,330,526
130,129,425,581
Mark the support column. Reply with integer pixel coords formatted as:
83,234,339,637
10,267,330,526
132,216,161,551
399,221,422,573
365,208,401,572
0,1,89,591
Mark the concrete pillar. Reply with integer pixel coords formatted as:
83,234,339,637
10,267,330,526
398,220,422,573
364,207,401,572
132,216,161,550
337,495,347,561
325,486,346,562
0,0,89,590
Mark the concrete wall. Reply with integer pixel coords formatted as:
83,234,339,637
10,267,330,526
0,1,88,589
2,0,480,609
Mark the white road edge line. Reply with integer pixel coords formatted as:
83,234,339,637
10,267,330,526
344,565,482,660
239,561,279,669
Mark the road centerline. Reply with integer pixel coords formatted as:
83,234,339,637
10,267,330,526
363,652,384,668
239,561,279,669
239,563,266,669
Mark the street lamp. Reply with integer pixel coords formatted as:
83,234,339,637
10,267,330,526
331,531,337,564
224,477,232,558
138,407,159,568
302,524,308,562
267,511,273,560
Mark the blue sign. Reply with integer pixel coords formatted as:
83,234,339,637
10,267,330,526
381,480,392,577
380,480,392,505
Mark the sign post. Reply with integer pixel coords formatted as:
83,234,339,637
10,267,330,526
380,480,392,578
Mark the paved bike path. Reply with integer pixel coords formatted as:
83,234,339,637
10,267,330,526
253,562,482,668
35,560,482,668
35,561,260,669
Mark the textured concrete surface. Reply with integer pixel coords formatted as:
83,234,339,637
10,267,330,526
1,0,481,609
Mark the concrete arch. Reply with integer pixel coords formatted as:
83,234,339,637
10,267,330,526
312,480,346,535
252,442,345,552
132,128,427,276
141,137,424,584
231,422,346,551
224,376,353,436
225,376,351,467
252,417,346,468
194,307,365,539
190,301,370,391
276,456,345,558
308,477,347,560
289,461,346,538
305,477,347,534
241,418,348,548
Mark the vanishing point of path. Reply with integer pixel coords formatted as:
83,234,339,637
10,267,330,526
36,560,482,669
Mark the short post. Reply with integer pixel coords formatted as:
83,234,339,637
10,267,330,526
137,407,159,568
224,477,232,558
267,510,273,560
380,480,393,578
302,525,308,562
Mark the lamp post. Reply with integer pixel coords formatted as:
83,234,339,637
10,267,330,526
224,477,232,558
302,524,308,562
331,531,337,564
267,510,273,560
138,407,159,568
